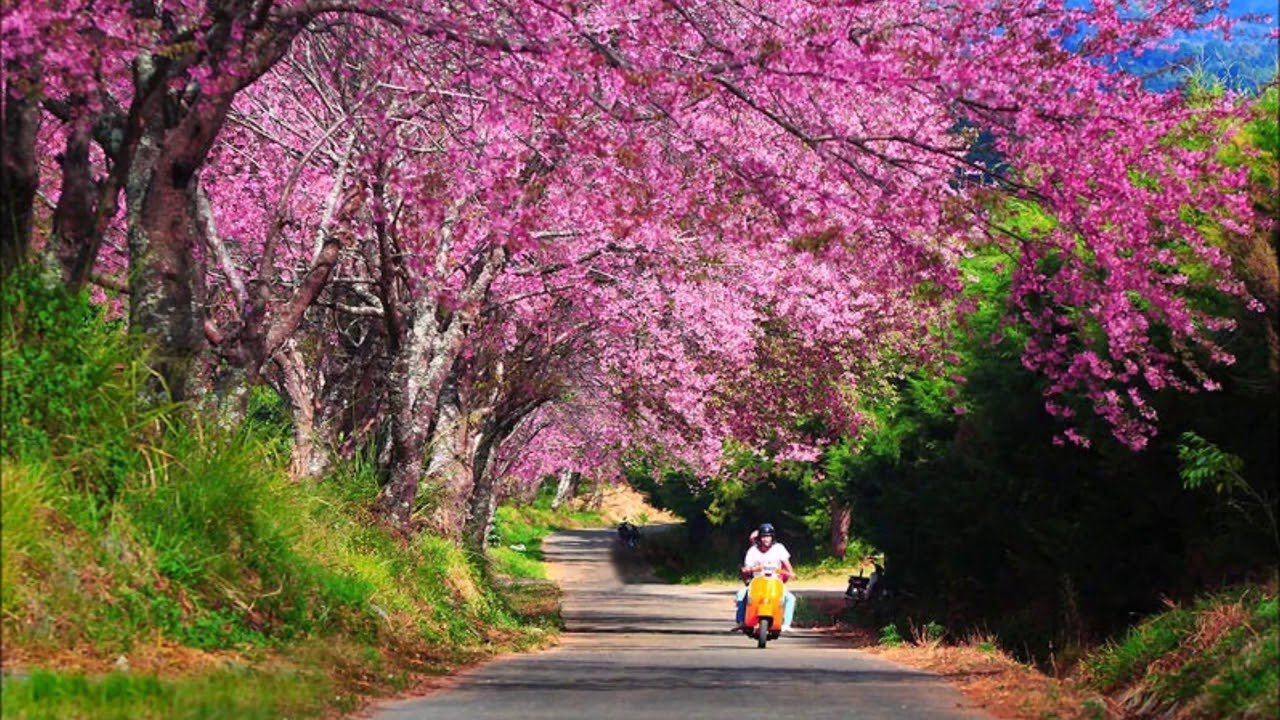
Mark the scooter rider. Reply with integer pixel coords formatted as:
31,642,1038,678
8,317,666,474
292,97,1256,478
617,519,640,547
734,523,798,633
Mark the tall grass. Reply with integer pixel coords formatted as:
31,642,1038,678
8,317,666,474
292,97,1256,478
486,489,605,581
1081,585,1279,719
0,669,334,720
0,272,565,717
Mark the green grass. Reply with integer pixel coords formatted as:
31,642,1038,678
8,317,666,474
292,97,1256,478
1083,606,1196,692
487,492,604,580
480,492,604,632
1,669,336,720
1082,585,1279,719
488,546,548,579
0,272,581,717
492,496,603,547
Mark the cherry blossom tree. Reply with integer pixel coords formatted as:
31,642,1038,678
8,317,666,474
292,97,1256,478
5,0,1269,535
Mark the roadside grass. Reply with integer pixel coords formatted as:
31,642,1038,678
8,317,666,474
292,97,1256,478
0,445,563,718
488,546,548,580
874,639,1112,720
1080,583,1279,719
0,668,336,720
0,274,587,718
487,491,604,581
485,491,604,628
827,581,1279,719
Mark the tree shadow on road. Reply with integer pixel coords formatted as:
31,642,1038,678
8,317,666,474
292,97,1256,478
611,523,681,584
547,526,675,584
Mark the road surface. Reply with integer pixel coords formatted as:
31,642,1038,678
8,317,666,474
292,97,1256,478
373,529,990,720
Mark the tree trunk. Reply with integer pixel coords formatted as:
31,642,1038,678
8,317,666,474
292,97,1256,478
128,159,210,400
463,430,501,551
42,89,139,293
424,378,476,538
126,92,233,401
377,310,470,527
376,246,508,530
277,340,329,479
379,353,434,528
1,77,40,276
210,365,252,429
550,469,581,510
462,397,547,549
50,121,101,286
829,497,853,559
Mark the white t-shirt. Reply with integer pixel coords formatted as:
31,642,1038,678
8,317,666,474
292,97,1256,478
743,543,791,575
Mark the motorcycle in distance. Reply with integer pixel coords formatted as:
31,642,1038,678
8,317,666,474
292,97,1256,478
741,563,788,649
617,521,641,549
844,562,886,608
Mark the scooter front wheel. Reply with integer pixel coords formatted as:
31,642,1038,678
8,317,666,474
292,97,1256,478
757,617,770,648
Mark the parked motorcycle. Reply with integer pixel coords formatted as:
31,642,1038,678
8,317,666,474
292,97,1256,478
843,562,887,607
742,564,787,648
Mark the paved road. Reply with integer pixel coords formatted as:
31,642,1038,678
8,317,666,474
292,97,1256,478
373,529,990,720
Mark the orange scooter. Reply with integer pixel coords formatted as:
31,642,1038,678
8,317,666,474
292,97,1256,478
742,564,788,648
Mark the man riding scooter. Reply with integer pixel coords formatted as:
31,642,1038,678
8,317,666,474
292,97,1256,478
733,523,797,634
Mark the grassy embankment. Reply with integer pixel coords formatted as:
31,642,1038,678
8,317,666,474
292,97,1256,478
0,275,601,719
1079,583,1278,718
857,581,1278,719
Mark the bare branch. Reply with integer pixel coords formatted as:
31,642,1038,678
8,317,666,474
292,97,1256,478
196,182,250,307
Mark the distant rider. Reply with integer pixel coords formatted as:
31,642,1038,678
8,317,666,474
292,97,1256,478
617,519,640,548
734,523,797,633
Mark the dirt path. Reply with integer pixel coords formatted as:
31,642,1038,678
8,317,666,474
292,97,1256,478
372,528,992,720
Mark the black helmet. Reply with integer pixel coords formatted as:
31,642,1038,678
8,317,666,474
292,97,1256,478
757,523,776,536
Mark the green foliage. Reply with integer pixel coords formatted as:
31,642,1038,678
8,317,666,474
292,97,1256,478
1178,432,1279,554
1,272,168,504
0,274,563,716
1219,84,1279,195
628,446,838,576
241,384,294,449
918,621,946,644
0,668,334,720
1084,607,1196,692
815,151,1280,660
626,461,718,541
879,623,904,647
1177,431,1245,493
1082,587,1279,719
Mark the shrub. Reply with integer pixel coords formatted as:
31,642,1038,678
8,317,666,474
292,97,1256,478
880,623,904,647
1,272,166,504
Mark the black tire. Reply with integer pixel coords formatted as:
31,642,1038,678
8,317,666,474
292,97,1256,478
757,617,770,649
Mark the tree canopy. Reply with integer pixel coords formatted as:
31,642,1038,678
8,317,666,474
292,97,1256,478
2,0,1272,537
